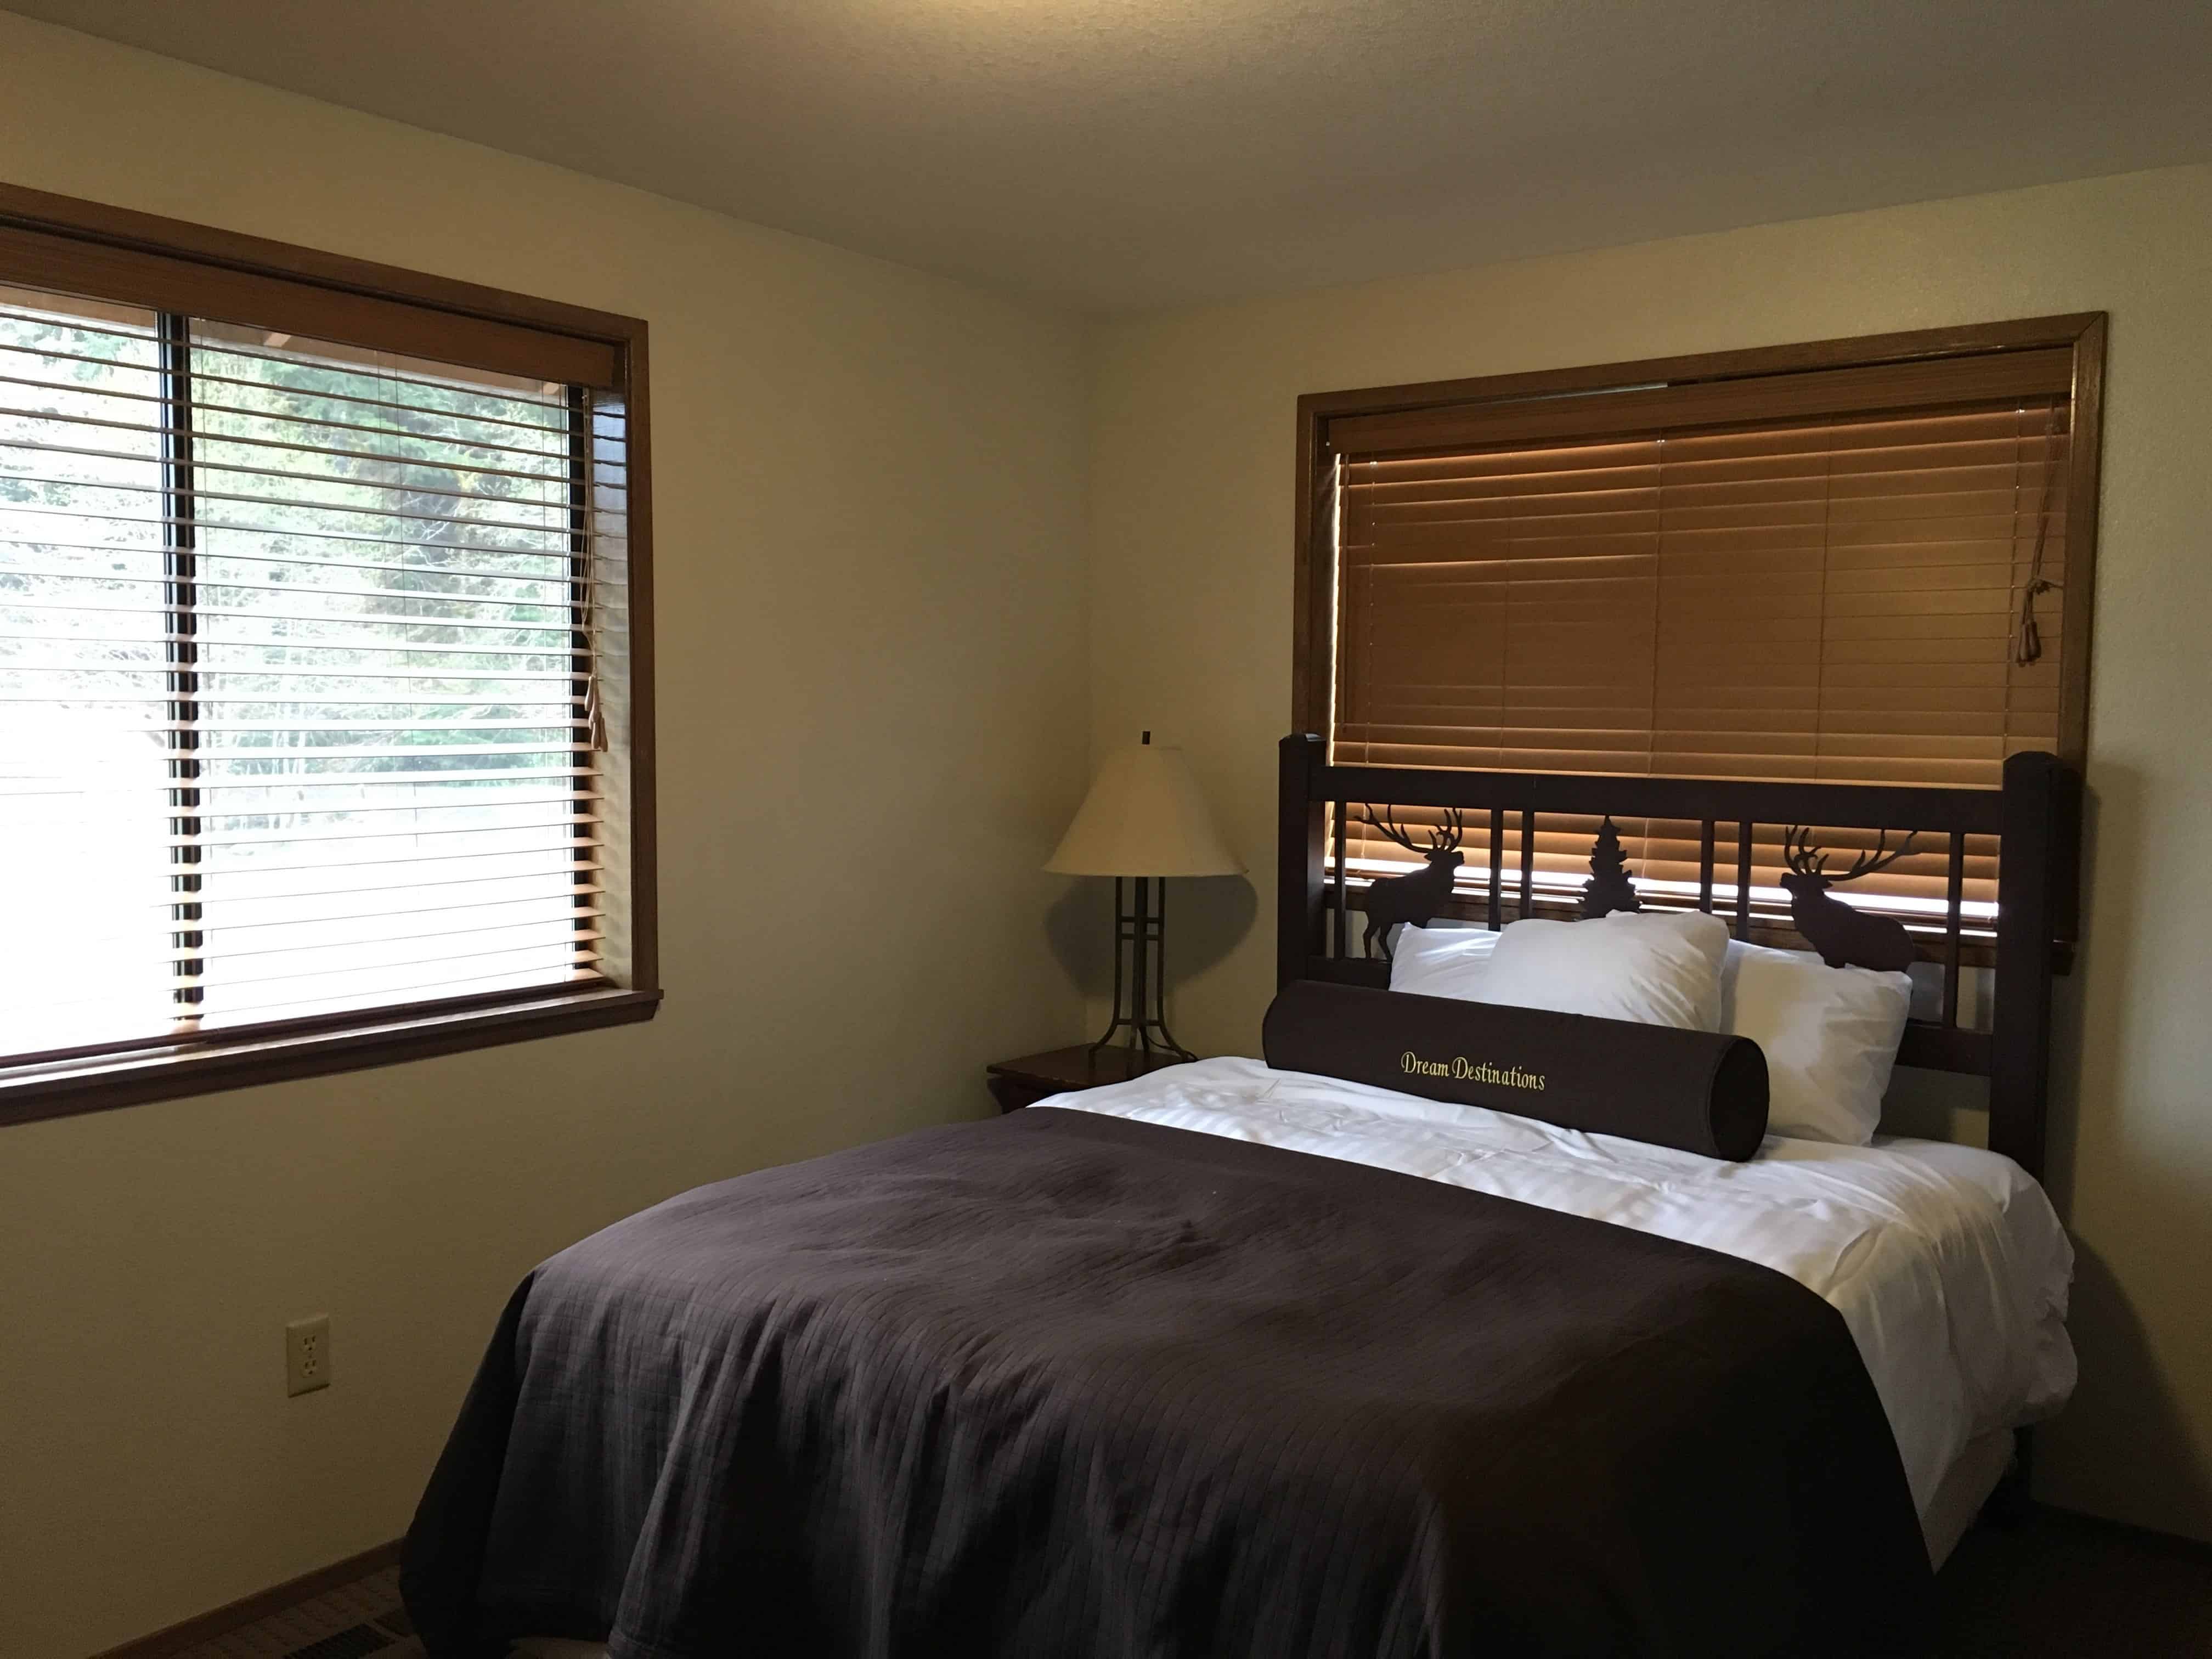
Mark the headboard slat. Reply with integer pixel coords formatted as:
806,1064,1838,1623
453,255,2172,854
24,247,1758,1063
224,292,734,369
1519,809,1536,918
1330,802,1348,958
1943,832,1967,1029
1486,807,1505,930
1735,822,1754,943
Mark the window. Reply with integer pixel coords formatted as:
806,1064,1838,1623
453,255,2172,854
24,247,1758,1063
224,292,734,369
1,185,654,1124
1293,317,2103,933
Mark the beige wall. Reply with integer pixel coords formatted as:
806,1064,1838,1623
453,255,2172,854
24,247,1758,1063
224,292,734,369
1091,161,2212,1542
0,17,1092,1659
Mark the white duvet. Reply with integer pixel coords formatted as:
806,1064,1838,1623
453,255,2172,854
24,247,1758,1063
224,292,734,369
1039,1056,2076,1521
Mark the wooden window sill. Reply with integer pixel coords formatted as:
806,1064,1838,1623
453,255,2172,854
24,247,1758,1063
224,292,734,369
0,986,662,1129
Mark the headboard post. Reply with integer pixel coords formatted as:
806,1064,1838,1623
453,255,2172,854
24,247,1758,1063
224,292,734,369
1988,750,2079,1179
1278,735,1327,990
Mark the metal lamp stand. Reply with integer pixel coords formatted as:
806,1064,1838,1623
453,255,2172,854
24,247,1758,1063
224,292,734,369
1088,874,1194,1061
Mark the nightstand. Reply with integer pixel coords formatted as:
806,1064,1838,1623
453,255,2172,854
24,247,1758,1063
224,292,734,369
986,1045,1192,1113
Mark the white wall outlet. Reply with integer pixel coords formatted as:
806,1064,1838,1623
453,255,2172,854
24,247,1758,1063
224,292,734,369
285,1314,332,1397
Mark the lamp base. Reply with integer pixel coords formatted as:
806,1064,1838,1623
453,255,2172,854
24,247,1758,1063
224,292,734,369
1087,876,1195,1063
1086,1024,1195,1065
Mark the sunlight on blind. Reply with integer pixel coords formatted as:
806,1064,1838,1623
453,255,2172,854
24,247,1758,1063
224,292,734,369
1327,397,2071,923
1,289,176,1046
1,284,618,1056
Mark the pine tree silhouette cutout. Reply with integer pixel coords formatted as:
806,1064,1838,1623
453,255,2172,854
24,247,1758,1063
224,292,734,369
1581,816,1642,918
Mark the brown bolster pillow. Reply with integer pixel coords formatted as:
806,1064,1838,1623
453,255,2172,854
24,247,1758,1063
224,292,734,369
1261,979,1770,1161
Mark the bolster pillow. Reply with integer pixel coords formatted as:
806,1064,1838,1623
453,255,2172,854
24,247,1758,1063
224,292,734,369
1261,980,1770,1161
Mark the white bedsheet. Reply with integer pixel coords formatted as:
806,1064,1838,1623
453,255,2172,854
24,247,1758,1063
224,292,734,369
1040,1056,2075,1520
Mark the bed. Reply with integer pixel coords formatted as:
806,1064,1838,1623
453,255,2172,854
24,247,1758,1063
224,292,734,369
403,736,2080,1659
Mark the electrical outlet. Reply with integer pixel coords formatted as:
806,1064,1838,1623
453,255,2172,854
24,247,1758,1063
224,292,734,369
285,1314,332,1397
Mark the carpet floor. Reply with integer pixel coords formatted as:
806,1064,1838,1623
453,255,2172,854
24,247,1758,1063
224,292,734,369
1933,1509,2212,1656
173,1510,2212,1658
168,1567,420,1659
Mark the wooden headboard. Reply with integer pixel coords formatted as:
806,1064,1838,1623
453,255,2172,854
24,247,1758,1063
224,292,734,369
1276,734,2080,1178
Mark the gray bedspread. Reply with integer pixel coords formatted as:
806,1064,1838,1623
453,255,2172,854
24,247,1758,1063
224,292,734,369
403,1108,1931,1657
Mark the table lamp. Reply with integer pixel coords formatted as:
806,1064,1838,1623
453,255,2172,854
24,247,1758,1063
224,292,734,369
1046,732,1244,1060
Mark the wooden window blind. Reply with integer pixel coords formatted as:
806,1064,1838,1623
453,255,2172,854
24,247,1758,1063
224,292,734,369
0,184,654,1124
1297,320,2103,929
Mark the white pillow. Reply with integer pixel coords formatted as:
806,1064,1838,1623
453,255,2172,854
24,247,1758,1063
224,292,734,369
1479,910,1731,1031
1720,941,1911,1147
1388,924,1501,1001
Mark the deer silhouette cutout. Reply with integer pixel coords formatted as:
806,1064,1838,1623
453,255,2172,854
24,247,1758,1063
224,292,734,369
1780,826,1923,972
1356,805,1465,961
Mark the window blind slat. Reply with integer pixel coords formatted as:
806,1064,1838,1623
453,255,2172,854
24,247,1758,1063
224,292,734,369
24,946,603,1014
179,848,601,883
1,662,583,688
0,386,621,489
1,766,592,797
0,466,589,539
148,812,597,853
0,630,581,663
57,904,603,969
3,538,598,589
1,565,581,606
1,692,588,712
2,499,610,561
2,599,574,639
172,966,605,1029
22,872,607,925
0,367,576,456
178,929,603,988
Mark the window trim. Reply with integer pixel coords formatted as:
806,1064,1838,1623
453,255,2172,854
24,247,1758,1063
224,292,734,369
1291,313,2108,766
0,182,658,1128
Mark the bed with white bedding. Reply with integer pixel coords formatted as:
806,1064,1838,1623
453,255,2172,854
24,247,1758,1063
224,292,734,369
496,1056,2068,1659
1042,1054,2075,1557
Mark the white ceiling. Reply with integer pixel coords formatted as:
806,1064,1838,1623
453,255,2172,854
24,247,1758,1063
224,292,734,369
10,1,2212,313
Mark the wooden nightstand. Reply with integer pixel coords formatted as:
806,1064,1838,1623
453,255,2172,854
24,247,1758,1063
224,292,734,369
986,1045,1192,1113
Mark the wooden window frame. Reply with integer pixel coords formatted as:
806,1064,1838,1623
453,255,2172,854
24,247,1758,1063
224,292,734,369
1292,314,2108,765
0,183,659,1128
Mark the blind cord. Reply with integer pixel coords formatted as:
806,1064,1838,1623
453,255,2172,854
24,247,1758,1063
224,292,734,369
579,569,606,752
2014,399,2063,668
572,388,608,752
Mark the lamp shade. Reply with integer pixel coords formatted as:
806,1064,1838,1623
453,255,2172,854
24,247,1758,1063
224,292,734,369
1045,738,1244,878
